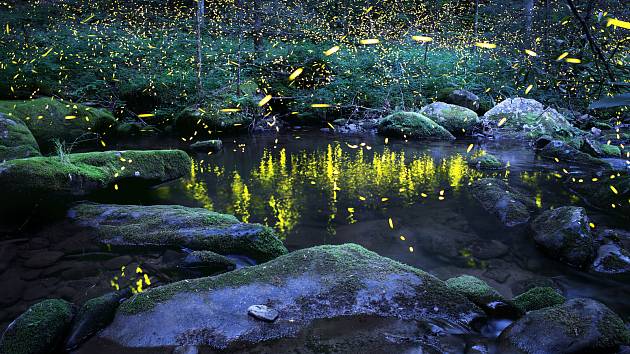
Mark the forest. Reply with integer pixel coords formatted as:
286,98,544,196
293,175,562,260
0,0,629,353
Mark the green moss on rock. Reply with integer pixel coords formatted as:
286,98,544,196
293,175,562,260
420,102,479,135
190,139,222,152
468,153,503,170
445,275,504,305
0,299,73,354
0,149,191,200
600,144,621,157
377,112,455,140
512,287,566,312
0,113,41,161
469,178,534,227
68,203,287,262
0,98,116,150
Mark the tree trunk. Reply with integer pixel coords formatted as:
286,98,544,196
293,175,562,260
524,0,534,48
195,0,204,104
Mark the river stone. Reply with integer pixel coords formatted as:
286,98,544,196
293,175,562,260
67,202,287,262
419,102,478,135
377,112,456,140
0,150,191,207
65,291,130,350
538,140,610,168
592,243,630,274
180,250,236,274
468,153,504,170
469,178,534,227
483,98,580,141
498,298,630,353
23,251,64,269
190,139,222,152
445,275,521,318
247,304,279,322
512,287,566,312
0,113,41,162
531,206,596,268
568,174,629,217
445,89,479,111
0,299,74,354
91,244,484,351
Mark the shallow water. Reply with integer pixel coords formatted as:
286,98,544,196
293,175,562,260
1,130,629,345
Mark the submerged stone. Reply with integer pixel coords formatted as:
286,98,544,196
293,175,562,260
189,139,223,152
90,244,483,351
65,290,130,350
0,98,116,150
181,250,236,274
469,178,535,227
377,112,456,140
0,113,41,162
419,102,479,135
498,298,630,353
0,149,191,205
538,140,610,168
511,287,566,313
67,203,287,262
0,299,74,354
531,206,596,268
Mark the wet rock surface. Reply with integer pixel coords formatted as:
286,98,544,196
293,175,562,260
377,112,456,140
0,113,41,162
531,206,597,268
67,202,288,262
86,244,484,351
469,178,535,227
498,298,630,353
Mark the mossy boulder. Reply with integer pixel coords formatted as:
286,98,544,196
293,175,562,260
377,112,456,140
87,244,483,351
189,139,223,152
469,178,535,227
174,107,252,136
445,275,520,318
498,298,630,353
65,291,130,351
483,98,580,142
600,144,622,157
67,203,287,262
537,140,610,168
468,153,504,170
420,102,479,135
531,207,597,268
0,150,191,207
0,113,41,162
0,299,74,354
512,287,566,312
0,98,116,150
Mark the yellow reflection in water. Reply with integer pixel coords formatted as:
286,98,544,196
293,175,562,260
184,143,484,237
183,159,214,210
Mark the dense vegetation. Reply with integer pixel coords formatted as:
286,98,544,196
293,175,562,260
1,0,628,140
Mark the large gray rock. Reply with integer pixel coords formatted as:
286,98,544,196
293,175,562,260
592,243,630,274
469,178,535,227
67,203,288,262
0,113,41,162
531,207,597,268
86,244,484,351
0,299,74,354
498,298,630,353
483,98,580,141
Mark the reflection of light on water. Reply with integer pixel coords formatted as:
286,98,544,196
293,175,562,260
182,143,486,237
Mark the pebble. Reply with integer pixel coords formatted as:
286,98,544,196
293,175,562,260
247,304,279,322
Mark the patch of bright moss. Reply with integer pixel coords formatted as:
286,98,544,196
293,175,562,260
512,287,566,312
0,113,41,161
468,153,503,170
0,149,191,197
420,102,478,135
377,112,455,140
445,275,503,305
600,144,621,157
0,299,73,354
0,97,116,149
